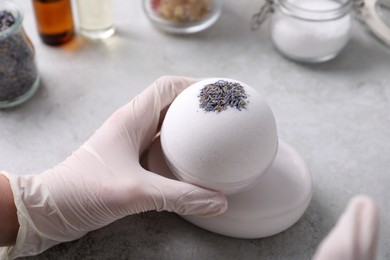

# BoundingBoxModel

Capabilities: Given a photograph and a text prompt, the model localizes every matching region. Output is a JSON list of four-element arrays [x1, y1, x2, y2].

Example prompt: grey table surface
[[1, 0, 389, 259]]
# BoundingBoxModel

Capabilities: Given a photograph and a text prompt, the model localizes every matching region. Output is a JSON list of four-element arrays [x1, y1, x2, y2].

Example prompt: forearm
[[0, 174, 19, 246]]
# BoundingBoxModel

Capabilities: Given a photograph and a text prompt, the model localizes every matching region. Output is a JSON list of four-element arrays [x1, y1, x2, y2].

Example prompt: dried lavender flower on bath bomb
[[198, 80, 248, 112]]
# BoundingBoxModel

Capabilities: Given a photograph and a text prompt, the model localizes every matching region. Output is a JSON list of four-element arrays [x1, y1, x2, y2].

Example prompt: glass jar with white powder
[[253, 0, 390, 63], [270, 0, 352, 63]]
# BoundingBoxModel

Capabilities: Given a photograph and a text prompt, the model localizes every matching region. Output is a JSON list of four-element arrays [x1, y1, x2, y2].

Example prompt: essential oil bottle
[[32, 0, 74, 45], [75, 0, 115, 39]]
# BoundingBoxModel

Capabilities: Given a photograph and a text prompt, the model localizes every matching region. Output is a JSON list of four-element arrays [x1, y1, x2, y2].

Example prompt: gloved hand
[[313, 196, 380, 260], [0, 76, 228, 259]]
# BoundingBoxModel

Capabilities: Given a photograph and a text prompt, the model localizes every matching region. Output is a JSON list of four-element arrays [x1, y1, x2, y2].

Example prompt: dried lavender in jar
[[0, 9, 39, 106], [199, 80, 248, 112]]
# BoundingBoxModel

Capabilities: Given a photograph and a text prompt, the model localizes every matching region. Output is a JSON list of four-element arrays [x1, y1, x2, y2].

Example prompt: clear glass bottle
[[143, 0, 223, 34], [270, 0, 352, 63], [0, 1, 40, 108], [76, 0, 115, 39], [32, 0, 75, 45]]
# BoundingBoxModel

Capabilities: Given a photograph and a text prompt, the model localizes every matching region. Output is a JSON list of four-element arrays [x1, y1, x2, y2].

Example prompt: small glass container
[[76, 0, 115, 40], [0, 1, 40, 108], [143, 0, 223, 34], [270, 0, 352, 63]]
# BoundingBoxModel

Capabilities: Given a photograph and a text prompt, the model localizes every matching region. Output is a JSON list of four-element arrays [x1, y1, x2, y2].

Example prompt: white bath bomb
[[160, 78, 278, 195]]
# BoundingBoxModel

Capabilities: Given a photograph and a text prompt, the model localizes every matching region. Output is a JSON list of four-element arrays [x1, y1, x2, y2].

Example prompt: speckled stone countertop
[[1, 0, 390, 259]]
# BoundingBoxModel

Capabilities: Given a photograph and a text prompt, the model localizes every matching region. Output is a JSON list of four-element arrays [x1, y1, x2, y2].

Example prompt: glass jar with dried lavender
[[0, 1, 40, 108]]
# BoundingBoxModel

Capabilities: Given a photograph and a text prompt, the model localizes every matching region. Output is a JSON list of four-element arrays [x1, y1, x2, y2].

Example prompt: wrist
[[0, 173, 19, 246], [1, 172, 87, 258]]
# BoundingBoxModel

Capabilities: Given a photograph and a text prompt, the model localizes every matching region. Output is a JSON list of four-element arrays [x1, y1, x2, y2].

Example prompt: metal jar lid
[[356, 0, 390, 47]]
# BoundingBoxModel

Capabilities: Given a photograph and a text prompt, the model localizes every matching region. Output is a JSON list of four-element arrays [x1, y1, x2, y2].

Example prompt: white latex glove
[[313, 196, 380, 260], [0, 76, 227, 259]]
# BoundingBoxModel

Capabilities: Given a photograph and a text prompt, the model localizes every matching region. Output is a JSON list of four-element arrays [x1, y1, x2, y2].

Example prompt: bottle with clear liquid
[[76, 0, 115, 39], [32, 0, 74, 45]]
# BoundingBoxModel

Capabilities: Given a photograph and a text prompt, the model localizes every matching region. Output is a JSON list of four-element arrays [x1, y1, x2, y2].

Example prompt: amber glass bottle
[[32, 0, 74, 45]]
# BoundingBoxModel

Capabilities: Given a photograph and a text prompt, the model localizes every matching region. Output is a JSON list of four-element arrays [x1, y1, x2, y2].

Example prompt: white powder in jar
[[271, 0, 351, 62]]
